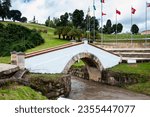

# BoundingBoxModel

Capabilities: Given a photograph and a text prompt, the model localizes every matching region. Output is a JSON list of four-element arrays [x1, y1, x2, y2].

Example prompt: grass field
[[0, 84, 47, 100], [103, 33, 150, 39], [110, 63, 150, 77], [0, 22, 69, 63], [0, 56, 11, 64], [110, 63, 150, 95], [126, 82, 150, 96], [26, 73, 63, 80], [1, 22, 69, 53]]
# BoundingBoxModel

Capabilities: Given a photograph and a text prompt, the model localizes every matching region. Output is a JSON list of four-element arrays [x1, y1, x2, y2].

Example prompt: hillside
[[0, 84, 47, 100], [0, 22, 70, 63]]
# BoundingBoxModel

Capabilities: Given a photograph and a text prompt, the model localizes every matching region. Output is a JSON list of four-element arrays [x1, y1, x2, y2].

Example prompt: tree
[[8, 10, 22, 22], [112, 23, 123, 34], [131, 24, 139, 34], [62, 26, 71, 39], [53, 17, 60, 27], [0, 1, 2, 18], [112, 24, 117, 33], [0, 23, 44, 56], [20, 17, 27, 23], [103, 19, 113, 34], [117, 23, 123, 33], [75, 28, 82, 41], [47, 16, 50, 20], [72, 9, 84, 28], [45, 17, 59, 28], [68, 28, 77, 40], [32, 16, 36, 23], [105, 19, 113, 34], [90, 16, 99, 31], [0, 0, 11, 21], [60, 12, 69, 26], [85, 15, 91, 31], [54, 27, 63, 39], [45, 16, 50, 26]]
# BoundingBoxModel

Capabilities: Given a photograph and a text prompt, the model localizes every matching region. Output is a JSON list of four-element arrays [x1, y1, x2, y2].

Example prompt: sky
[[11, 0, 150, 32]]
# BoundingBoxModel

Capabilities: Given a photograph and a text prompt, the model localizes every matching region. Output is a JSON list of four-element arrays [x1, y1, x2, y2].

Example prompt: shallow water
[[68, 76, 150, 100]]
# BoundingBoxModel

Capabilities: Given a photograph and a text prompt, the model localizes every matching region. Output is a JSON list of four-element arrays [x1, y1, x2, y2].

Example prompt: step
[[107, 48, 150, 53]]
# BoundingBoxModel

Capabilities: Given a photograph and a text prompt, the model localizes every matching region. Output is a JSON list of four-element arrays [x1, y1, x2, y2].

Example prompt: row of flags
[[91, 0, 150, 44], [92, 1, 150, 16], [115, 7, 136, 15]]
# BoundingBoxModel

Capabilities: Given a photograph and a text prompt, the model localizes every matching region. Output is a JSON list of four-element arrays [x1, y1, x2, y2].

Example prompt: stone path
[[0, 63, 19, 75]]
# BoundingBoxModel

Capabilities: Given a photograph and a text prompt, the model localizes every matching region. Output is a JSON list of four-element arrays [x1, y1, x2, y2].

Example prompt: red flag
[[102, 12, 106, 16], [147, 3, 150, 7], [131, 7, 136, 14], [116, 10, 121, 15], [101, 0, 105, 3]]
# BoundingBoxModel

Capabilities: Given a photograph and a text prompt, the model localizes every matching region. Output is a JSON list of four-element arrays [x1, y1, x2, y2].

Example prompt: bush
[[0, 23, 44, 56]]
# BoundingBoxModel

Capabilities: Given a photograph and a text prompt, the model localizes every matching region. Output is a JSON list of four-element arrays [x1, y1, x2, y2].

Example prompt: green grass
[[126, 81, 150, 95], [1, 21, 52, 31], [71, 60, 85, 68], [109, 63, 150, 95], [0, 22, 70, 63], [0, 84, 47, 100], [26, 34, 69, 53], [102, 33, 150, 39], [0, 56, 11, 64], [95, 33, 150, 43], [26, 73, 63, 80], [110, 63, 150, 76], [1, 21, 70, 53]]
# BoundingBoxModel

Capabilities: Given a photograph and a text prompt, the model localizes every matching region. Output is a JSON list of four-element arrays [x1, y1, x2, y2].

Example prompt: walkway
[[69, 77, 150, 100], [0, 63, 19, 75]]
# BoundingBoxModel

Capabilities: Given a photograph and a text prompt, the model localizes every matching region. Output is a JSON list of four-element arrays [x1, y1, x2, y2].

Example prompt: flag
[[93, 5, 96, 10], [102, 12, 106, 16], [147, 3, 150, 7], [131, 7, 136, 14], [101, 0, 105, 3], [116, 10, 121, 15]]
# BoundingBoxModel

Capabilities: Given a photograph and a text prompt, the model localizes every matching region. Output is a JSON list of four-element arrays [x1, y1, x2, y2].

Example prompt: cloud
[[11, 0, 150, 32]]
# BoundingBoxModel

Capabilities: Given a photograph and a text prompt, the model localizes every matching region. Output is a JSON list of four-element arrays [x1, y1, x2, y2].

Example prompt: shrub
[[0, 23, 44, 56]]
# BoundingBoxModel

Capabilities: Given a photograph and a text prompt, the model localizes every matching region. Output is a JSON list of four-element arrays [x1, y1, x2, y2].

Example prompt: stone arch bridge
[[24, 41, 121, 81]]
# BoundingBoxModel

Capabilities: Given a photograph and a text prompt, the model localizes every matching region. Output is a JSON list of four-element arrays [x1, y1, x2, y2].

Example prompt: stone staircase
[[106, 48, 150, 58], [11, 69, 28, 79]]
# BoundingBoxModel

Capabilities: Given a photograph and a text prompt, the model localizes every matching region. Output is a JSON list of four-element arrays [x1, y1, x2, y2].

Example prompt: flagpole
[[89, 12, 91, 41], [87, 7, 90, 42], [145, 2, 148, 45], [116, 9, 118, 45], [93, 0, 95, 42], [131, 6, 133, 46], [101, 1, 103, 45]]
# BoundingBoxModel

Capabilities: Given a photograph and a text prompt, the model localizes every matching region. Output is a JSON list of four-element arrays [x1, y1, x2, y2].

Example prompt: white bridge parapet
[[25, 42, 121, 74]]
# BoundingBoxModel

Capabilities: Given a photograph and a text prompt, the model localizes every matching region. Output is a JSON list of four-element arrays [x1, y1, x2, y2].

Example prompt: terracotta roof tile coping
[[25, 42, 84, 58]]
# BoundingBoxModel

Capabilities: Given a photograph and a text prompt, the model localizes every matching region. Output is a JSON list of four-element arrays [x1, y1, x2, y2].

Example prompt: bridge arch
[[63, 52, 104, 81]]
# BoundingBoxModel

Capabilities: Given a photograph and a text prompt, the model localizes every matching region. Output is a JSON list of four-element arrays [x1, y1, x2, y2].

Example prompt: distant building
[[141, 30, 150, 35]]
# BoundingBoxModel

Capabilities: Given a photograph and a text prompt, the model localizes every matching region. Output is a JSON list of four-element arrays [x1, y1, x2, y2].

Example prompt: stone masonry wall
[[69, 67, 89, 80], [24, 74, 71, 99], [0, 71, 71, 99], [69, 66, 149, 86], [102, 70, 149, 86]]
